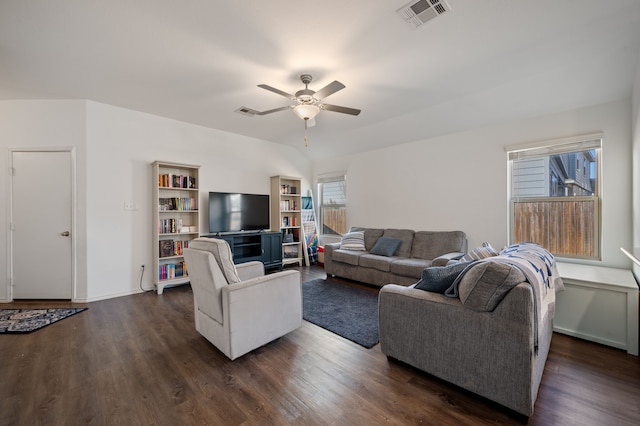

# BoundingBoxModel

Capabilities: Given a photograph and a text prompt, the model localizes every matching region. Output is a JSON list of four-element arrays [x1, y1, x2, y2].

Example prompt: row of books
[[281, 216, 297, 227], [159, 218, 179, 234], [159, 239, 191, 258], [280, 200, 298, 211], [159, 218, 196, 234], [158, 262, 187, 281], [159, 197, 197, 211], [159, 173, 197, 189], [280, 184, 297, 194]]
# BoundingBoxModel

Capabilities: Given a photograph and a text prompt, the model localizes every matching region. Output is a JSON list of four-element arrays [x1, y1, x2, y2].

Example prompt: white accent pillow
[[460, 241, 499, 262], [340, 231, 366, 251]]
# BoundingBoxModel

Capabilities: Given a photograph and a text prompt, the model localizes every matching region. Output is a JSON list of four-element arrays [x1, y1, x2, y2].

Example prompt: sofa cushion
[[340, 231, 366, 251], [411, 231, 467, 260], [350, 227, 384, 251], [389, 258, 432, 278], [381, 229, 415, 257], [370, 237, 402, 257], [457, 261, 526, 311], [359, 254, 394, 272], [332, 249, 366, 266], [460, 241, 499, 262], [415, 261, 473, 294]]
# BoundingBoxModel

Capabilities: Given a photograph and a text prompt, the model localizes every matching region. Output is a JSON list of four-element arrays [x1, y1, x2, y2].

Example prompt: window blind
[[506, 133, 602, 160]]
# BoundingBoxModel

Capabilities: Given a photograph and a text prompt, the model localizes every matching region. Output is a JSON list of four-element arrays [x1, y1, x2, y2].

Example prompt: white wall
[[0, 100, 88, 302], [315, 99, 633, 269], [2, 97, 634, 302], [631, 53, 640, 277], [0, 99, 311, 302]]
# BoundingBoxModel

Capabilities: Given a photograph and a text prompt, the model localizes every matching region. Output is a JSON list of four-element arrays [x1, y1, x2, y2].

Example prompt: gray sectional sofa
[[378, 243, 563, 416], [324, 227, 467, 287]]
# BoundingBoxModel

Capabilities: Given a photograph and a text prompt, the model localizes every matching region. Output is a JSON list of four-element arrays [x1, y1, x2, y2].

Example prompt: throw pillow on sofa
[[370, 237, 402, 257], [414, 261, 473, 294], [460, 241, 499, 262], [455, 261, 526, 311], [340, 231, 366, 251]]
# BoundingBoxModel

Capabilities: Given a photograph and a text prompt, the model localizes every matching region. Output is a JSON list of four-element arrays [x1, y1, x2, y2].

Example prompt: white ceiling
[[2, 0, 640, 160]]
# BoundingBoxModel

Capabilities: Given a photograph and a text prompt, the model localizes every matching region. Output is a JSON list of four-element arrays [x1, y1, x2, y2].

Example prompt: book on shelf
[[179, 224, 195, 233], [159, 240, 174, 258]]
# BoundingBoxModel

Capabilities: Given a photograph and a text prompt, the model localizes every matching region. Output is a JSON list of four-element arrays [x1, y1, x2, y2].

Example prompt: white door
[[11, 150, 73, 299]]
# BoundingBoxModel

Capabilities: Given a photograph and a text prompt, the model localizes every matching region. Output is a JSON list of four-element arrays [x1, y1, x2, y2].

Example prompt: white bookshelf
[[152, 161, 200, 294], [270, 175, 303, 267]]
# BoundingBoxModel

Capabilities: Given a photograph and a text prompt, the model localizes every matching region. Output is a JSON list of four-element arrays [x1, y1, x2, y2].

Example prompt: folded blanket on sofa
[[446, 242, 564, 354]]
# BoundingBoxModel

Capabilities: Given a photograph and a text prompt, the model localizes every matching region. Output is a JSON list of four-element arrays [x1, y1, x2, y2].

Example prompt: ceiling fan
[[237, 74, 361, 146]]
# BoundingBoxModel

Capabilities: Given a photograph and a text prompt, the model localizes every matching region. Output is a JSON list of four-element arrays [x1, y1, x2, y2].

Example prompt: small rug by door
[[0, 308, 87, 334], [302, 278, 379, 348]]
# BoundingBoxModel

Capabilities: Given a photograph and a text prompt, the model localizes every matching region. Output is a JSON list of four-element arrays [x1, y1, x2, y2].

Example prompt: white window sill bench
[[555, 261, 638, 356]]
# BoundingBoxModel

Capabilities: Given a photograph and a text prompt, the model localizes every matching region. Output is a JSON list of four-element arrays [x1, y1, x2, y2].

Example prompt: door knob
[[60, 231, 70, 237]]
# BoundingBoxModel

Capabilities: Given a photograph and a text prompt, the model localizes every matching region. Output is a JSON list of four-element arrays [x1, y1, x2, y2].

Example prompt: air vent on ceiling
[[235, 106, 257, 117], [396, 0, 452, 28]]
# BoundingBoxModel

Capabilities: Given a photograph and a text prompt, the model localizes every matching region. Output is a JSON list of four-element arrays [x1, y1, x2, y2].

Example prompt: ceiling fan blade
[[321, 104, 361, 116], [254, 105, 292, 115], [314, 80, 345, 100], [257, 84, 295, 100]]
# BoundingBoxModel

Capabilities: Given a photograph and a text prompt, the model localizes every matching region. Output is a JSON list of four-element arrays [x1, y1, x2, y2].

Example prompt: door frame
[[7, 147, 77, 301]]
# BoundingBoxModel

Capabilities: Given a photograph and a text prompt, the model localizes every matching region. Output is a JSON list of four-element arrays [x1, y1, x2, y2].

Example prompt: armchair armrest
[[432, 251, 465, 266], [235, 261, 265, 281]]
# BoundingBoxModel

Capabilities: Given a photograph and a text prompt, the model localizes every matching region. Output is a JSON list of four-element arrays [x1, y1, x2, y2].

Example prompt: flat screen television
[[208, 192, 270, 234]]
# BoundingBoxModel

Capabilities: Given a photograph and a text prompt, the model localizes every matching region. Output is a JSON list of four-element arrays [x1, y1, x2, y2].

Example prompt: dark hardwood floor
[[1, 265, 639, 425]]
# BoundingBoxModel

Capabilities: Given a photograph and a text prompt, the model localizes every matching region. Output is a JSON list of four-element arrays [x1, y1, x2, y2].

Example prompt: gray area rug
[[0, 308, 87, 334], [302, 278, 379, 348]]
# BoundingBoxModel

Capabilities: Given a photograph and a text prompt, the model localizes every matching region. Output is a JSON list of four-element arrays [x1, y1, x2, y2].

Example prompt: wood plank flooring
[[1, 265, 639, 425]]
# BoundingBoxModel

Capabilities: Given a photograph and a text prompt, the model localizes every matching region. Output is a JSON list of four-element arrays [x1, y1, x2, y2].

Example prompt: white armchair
[[183, 237, 302, 360]]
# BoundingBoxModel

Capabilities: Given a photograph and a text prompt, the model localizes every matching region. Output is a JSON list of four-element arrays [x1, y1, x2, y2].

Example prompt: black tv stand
[[204, 231, 283, 270]]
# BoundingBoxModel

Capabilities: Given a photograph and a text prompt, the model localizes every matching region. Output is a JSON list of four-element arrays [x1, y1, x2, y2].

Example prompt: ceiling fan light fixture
[[294, 104, 320, 120], [241, 74, 360, 146]]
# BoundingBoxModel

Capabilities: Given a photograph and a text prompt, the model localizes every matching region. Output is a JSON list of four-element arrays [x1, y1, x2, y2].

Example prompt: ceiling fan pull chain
[[304, 119, 309, 147]]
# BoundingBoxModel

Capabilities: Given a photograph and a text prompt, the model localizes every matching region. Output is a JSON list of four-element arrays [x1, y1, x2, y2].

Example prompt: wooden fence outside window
[[321, 206, 346, 235], [511, 196, 599, 259]]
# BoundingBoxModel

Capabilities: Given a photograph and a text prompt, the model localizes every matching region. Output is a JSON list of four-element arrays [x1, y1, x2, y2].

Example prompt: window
[[318, 174, 346, 236], [507, 134, 602, 259]]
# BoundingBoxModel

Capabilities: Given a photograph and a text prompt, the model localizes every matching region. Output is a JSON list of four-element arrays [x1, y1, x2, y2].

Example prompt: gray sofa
[[378, 243, 563, 416], [324, 227, 467, 287]]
